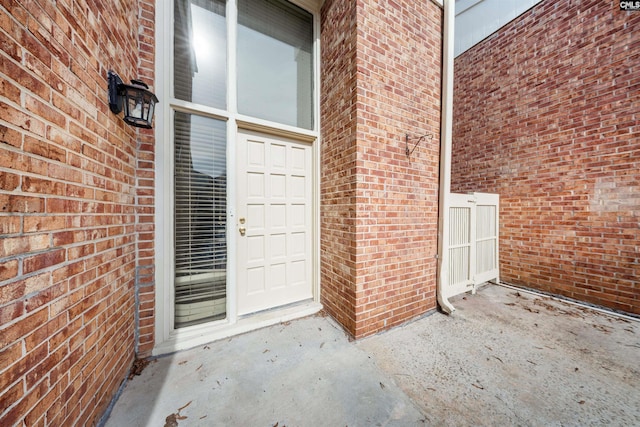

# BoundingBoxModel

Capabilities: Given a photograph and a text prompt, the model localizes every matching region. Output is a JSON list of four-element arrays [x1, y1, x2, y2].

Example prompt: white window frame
[[154, 0, 322, 355]]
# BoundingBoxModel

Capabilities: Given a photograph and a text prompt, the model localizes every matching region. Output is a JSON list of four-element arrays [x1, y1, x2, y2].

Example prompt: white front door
[[236, 130, 313, 316]]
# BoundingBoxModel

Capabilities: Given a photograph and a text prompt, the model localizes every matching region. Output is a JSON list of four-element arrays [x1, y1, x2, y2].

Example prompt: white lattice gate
[[444, 192, 499, 299]]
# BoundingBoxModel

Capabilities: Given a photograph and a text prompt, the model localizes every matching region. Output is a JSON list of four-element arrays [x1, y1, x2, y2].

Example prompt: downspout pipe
[[436, 0, 456, 314]]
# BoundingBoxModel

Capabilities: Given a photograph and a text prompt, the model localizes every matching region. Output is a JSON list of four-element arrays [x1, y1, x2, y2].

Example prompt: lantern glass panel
[[122, 86, 158, 128]]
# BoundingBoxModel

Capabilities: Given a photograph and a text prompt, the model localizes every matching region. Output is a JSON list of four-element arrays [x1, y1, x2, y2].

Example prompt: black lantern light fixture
[[108, 70, 158, 129]]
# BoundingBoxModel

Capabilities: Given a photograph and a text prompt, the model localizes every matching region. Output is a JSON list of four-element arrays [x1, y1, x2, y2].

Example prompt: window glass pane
[[174, 112, 227, 327], [237, 0, 313, 129], [174, 0, 227, 109]]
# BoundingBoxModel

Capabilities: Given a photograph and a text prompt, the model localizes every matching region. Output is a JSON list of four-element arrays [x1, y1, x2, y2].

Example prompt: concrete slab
[[104, 313, 425, 427], [357, 284, 640, 426], [104, 284, 640, 426]]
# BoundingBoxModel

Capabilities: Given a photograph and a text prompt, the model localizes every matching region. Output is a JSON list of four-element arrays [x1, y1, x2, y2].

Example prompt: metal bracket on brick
[[405, 133, 433, 157]]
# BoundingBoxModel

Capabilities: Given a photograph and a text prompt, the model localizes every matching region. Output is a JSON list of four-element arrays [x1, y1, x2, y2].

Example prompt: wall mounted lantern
[[108, 70, 158, 129]]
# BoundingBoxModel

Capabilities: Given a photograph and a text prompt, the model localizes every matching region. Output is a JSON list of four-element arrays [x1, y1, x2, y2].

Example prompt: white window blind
[[174, 112, 227, 327]]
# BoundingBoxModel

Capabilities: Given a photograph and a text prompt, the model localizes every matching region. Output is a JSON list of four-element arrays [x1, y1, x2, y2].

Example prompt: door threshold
[[153, 300, 323, 356]]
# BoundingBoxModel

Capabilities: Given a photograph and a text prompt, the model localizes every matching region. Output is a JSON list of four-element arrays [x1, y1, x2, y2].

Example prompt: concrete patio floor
[[103, 284, 639, 426]]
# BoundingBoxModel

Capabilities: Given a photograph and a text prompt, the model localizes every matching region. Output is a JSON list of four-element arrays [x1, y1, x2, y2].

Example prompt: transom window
[[237, 0, 314, 129]]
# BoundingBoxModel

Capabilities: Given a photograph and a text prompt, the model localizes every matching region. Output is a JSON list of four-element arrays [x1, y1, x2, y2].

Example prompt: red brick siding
[[320, 0, 359, 336], [135, 0, 156, 358], [452, 0, 639, 315], [0, 0, 155, 424], [321, 0, 441, 338]]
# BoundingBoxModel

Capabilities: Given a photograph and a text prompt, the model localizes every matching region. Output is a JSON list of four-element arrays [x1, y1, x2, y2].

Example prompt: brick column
[[320, 0, 442, 338]]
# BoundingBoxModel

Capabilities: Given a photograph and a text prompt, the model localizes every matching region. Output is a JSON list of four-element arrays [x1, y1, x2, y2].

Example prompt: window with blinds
[[174, 112, 227, 327]]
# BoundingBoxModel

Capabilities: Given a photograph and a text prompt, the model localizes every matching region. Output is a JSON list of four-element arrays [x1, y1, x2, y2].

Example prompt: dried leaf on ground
[[178, 401, 192, 412], [164, 414, 178, 427], [129, 358, 150, 379]]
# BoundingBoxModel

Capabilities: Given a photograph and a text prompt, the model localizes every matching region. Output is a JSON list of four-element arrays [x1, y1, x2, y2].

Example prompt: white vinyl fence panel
[[444, 192, 499, 300], [474, 193, 499, 284]]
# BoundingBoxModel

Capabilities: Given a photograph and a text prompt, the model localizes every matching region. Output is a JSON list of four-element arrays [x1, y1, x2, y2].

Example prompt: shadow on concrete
[[103, 313, 424, 426]]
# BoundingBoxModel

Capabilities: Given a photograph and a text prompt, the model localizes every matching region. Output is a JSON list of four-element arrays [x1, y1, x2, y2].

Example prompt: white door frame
[[153, 0, 323, 355]]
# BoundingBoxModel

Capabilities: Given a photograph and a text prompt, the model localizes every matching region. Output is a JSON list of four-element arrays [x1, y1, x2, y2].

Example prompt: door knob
[[239, 227, 246, 236]]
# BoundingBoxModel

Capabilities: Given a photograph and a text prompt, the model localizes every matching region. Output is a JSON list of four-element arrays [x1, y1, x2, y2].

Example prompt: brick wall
[[135, 0, 156, 358], [320, 0, 359, 334], [452, 0, 639, 315], [0, 0, 155, 425], [321, 0, 442, 338]]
